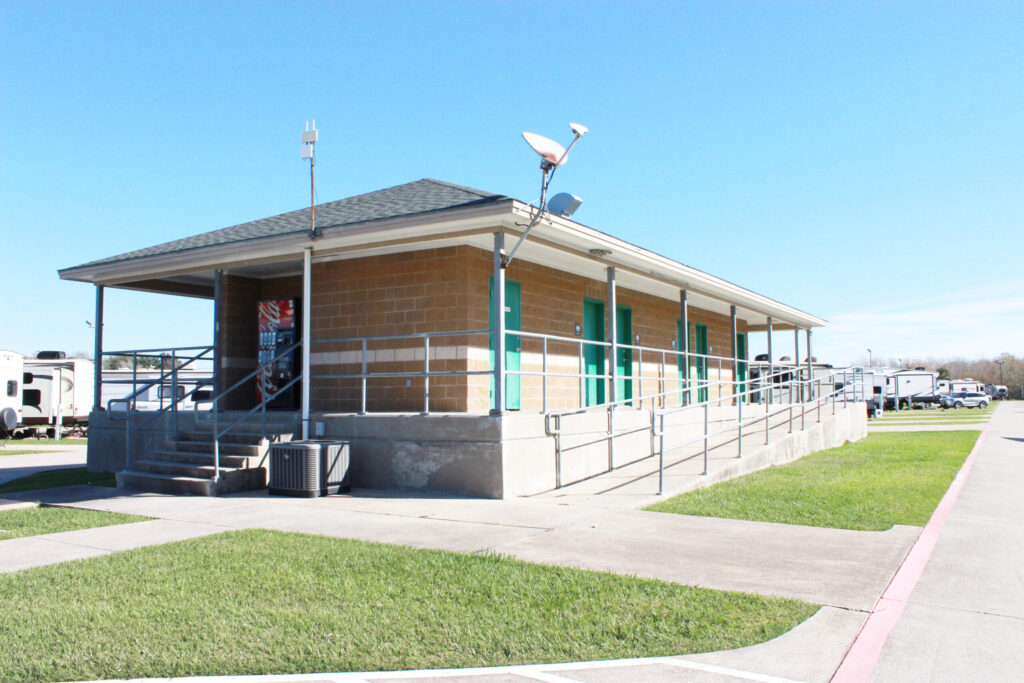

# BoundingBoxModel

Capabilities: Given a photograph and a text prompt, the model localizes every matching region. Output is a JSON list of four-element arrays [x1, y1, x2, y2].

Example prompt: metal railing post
[[213, 401, 220, 482], [578, 340, 584, 409], [737, 384, 743, 458], [703, 401, 709, 475], [423, 336, 430, 415], [542, 336, 548, 414], [361, 339, 368, 414], [657, 411, 664, 494], [131, 352, 138, 410], [171, 350, 178, 436]]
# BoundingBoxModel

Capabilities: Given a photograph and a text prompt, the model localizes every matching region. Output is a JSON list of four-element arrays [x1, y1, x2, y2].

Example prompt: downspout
[[680, 290, 688, 405]]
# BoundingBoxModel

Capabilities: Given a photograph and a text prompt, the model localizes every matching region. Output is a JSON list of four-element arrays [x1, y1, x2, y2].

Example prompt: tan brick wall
[[217, 245, 749, 414]]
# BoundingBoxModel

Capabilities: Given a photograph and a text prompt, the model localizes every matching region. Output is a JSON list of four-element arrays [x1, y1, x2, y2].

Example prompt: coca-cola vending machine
[[257, 298, 299, 410]]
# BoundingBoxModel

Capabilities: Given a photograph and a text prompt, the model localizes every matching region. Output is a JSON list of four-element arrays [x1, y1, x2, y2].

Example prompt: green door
[[582, 298, 605, 406], [616, 306, 632, 403], [694, 323, 709, 403], [489, 278, 521, 411], [735, 332, 747, 401]]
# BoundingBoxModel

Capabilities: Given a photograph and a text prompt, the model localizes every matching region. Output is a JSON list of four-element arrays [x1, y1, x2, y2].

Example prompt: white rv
[[1, 350, 25, 438], [937, 379, 985, 396], [22, 357, 94, 436], [103, 368, 213, 413]]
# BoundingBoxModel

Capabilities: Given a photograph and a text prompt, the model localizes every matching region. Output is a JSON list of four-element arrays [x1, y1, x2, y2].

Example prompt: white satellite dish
[[522, 132, 567, 167]]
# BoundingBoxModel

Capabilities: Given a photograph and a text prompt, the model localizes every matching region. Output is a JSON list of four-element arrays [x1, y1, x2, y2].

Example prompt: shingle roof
[[71, 179, 507, 269]]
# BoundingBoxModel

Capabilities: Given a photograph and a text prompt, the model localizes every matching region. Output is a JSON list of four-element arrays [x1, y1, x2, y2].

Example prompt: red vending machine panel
[[257, 298, 299, 409]]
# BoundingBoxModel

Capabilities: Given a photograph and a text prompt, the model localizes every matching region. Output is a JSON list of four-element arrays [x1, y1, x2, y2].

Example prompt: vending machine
[[257, 298, 299, 410]]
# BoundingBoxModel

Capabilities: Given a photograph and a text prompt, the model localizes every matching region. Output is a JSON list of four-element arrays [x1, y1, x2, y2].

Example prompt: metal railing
[[106, 346, 214, 471], [201, 340, 303, 482], [312, 329, 494, 414]]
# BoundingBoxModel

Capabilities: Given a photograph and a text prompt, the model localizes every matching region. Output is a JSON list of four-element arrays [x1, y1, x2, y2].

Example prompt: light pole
[[995, 358, 1005, 385], [867, 348, 872, 367]]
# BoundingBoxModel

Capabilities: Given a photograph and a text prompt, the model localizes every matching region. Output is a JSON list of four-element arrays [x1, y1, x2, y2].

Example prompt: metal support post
[[92, 285, 104, 410], [607, 267, 617, 406], [680, 289, 689, 405], [730, 305, 738, 407], [793, 328, 800, 403], [766, 316, 773, 407], [213, 270, 222, 397], [806, 328, 813, 409], [491, 232, 506, 414], [301, 248, 312, 439]]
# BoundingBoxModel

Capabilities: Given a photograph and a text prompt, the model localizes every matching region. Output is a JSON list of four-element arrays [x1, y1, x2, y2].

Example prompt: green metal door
[[616, 306, 632, 403], [694, 323, 709, 402], [582, 298, 605, 406], [735, 332, 747, 401], [488, 278, 521, 411]]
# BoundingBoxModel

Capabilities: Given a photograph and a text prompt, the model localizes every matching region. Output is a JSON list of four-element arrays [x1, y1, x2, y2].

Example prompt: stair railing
[[106, 346, 215, 473], [199, 340, 303, 482]]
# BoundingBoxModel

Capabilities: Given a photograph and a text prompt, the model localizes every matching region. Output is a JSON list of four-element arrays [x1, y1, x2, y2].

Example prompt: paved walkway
[[0, 443, 87, 484], [1, 404, 1020, 680]]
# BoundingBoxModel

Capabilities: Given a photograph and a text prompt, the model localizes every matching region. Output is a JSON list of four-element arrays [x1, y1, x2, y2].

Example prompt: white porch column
[[731, 305, 738, 405], [92, 285, 104, 410], [491, 232, 506, 414], [794, 327, 801, 402], [766, 316, 773, 406], [680, 289, 689, 405], [607, 266, 617, 406], [301, 247, 312, 440]]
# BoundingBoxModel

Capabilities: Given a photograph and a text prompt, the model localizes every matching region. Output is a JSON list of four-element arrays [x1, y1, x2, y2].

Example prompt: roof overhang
[[59, 198, 825, 329]]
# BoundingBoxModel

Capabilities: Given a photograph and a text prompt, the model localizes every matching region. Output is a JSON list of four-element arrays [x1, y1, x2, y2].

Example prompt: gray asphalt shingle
[[69, 179, 507, 270]]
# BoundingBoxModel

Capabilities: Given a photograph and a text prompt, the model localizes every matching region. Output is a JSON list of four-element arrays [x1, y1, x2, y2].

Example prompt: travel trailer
[[0, 350, 24, 439], [21, 356, 94, 437], [937, 379, 985, 396]]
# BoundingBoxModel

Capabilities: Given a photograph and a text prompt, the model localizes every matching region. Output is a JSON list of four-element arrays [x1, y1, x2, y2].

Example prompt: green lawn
[[646, 431, 979, 530], [0, 505, 147, 540], [0, 529, 817, 682], [0, 449, 59, 456], [0, 468, 116, 495]]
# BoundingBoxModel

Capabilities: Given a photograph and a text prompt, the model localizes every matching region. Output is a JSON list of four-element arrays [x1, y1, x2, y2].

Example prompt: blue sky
[[2, 1, 1021, 365]]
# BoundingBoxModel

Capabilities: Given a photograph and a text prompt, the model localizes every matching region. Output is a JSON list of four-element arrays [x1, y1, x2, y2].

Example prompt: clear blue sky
[[2, 1, 1021, 365]]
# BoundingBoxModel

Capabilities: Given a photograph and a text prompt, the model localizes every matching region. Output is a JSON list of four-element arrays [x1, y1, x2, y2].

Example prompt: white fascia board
[[58, 201, 515, 286], [500, 202, 826, 329]]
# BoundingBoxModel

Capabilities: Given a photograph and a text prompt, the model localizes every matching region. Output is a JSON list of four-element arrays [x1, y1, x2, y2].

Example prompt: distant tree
[[937, 367, 950, 380]]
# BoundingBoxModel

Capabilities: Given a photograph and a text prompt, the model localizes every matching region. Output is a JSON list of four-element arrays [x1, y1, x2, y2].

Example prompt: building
[[61, 178, 854, 498]]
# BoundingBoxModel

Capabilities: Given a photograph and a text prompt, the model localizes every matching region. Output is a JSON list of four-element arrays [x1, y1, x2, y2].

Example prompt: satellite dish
[[1, 407, 16, 432], [522, 132, 567, 167], [548, 192, 582, 218]]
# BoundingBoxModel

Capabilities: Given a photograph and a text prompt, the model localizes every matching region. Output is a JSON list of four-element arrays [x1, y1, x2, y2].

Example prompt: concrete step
[[165, 439, 261, 456], [145, 449, 261, 470], [174, 430, 268, 446], [117, 466, 267, 496]]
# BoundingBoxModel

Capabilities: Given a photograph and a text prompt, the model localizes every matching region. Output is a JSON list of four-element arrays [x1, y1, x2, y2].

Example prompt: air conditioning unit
[[268, 440, 350, 497]]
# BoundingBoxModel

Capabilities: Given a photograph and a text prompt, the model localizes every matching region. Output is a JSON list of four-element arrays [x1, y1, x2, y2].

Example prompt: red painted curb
[[830, 426, 990, 682]]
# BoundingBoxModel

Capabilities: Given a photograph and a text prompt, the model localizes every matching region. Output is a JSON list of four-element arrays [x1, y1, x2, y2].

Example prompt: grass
[[0, 468, 116, 495], [0, 450, 60, 456], [0, 529, 818, 681], [0, 505, 147, 540], [646, 431, 979, 530]]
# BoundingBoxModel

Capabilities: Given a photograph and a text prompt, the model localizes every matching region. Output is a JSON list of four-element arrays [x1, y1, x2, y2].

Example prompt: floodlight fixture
[[505, 122, 589, 267]]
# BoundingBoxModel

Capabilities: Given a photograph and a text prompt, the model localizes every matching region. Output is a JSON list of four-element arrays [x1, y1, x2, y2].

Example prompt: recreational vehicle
[[0, 350, 24, 439], [21, 357, 94, 437]]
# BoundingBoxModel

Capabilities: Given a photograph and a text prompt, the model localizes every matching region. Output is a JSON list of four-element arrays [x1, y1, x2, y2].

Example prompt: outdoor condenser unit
[[268, 440, 351, 497]]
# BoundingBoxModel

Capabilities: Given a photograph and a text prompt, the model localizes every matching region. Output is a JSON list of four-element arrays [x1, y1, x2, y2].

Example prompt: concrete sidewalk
[[0, 444, 87, 484], [866, 401, 1024, 681]]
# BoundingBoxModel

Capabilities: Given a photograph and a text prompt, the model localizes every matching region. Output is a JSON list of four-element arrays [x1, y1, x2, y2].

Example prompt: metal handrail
[[105, 346, 214, 473], [203, 340, 303, 482]]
